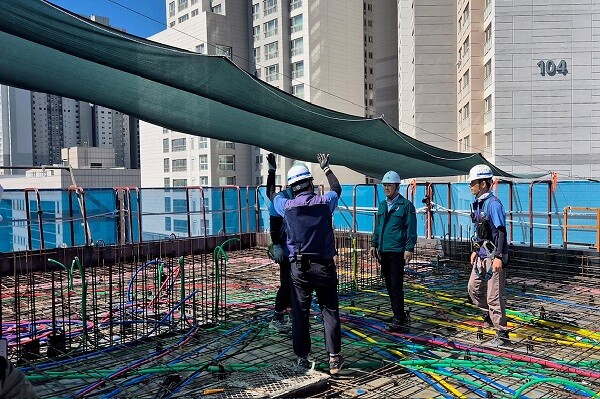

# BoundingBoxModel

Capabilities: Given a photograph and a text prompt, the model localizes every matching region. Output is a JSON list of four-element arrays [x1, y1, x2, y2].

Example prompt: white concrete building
[[458, 0, 600, 179], [141, 0, 381, 192], [0, 15, 140, 174], [398, 0, 457, 151], [0, 86, 33, 173]]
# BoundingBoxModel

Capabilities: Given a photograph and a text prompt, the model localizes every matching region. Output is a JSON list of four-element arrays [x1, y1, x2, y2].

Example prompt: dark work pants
[[380, 252, 406, 323], [274, 258, 292, 314], [290, 259, 341, 358]]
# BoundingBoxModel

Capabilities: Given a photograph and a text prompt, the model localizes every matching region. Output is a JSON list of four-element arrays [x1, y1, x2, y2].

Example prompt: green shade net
[[0, 0, 521, 179]]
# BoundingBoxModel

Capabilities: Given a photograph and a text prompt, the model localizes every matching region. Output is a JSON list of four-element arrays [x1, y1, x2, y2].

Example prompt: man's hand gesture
[[267, 153, 276, 171]]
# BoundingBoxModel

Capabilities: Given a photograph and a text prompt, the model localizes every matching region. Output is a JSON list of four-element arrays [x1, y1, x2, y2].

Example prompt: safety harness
[[471, 196, 499, 281]]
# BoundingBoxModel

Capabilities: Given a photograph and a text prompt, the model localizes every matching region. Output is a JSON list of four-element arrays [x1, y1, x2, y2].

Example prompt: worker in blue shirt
[[270, 153, 344, 375], [467, 164, 511, 347], [266, 153, 292, 333], [370, 171, 417, 333]]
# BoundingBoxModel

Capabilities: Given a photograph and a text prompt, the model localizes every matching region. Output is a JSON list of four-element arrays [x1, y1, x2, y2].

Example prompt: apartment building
[[141, 0, 382, 192], [0, 15, 140, 174], [458, 0, 600, 178], [397, 0, 457, 152]]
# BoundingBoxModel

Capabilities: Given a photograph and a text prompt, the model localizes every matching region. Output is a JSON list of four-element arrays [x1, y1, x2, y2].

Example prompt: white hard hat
[[381, 171, 401, 184], [287, 163, 312, 186], [468, 164, 494, 182]]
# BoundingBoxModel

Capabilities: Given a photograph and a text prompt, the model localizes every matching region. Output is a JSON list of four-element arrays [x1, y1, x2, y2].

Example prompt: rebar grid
[[1, 235, 600, 398]]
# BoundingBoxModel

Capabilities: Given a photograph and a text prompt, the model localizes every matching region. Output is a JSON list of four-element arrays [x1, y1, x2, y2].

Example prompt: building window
[[173, 199, 187, 213], [484, 23, 492, 43], [263, 0, 277, 16], [171, 138, 186, 151], [290, 0, 302, 10], [218, 155, 235, 170], [199, 176, 208, 185], [164, 177, 171, 187], [290, 14, 303, 33], [215, 45, 232, 59], [253, 47, 261, 64], [199, 154, 208, 170], [463, 36, 470, 53], [169, 21, 175, 27], [253, 25, 261, 41], [178, 14, 189, 23], [463, 70, 469, 87], [291, 37, 303, 56], [254, 69, 261, 78], [219, 176, 237, 185], [292, 84, 304, 99], [265, 64, 279, 82], [191, 0, 198, 4], [218, 141, 235, 149], [172, 159, 187, 172], [463, 135, 470, 151], [165, 217, 172, 230], [191, 8, 199, 16], [199, 137, 207, 148], [195, 44, 205, 54], [463, 3, 470, 22], [485, 60, 492, 78], [212, 3, 222, 13], [264, 41, 278, 60], [252, 3, 260, 20], [173, 219, 188, 233], [173, 179, 187, 187], [169, 1, 175, 17], [291, 60, 304, 78], [178, 0, 188, 11], [164, 158, 170, 172], [485, 131, 492, 149], [484, 95, 492, 112], [165, 197, 171, 212], [163, 138, 170, 153], [256, 176, 264, 185], [463, 102, 470, 119], [264, 19, 278, 38]]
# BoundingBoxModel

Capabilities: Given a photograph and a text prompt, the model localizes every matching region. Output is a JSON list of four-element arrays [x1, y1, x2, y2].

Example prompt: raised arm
[[317, 153, 341, 197]]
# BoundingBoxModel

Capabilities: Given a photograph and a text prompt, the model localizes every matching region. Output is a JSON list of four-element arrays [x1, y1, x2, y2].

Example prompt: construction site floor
[[11, 248, 600, 398]]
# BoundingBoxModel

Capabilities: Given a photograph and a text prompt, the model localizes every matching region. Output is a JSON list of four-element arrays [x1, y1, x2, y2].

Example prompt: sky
[[48, 0, 166, 38]]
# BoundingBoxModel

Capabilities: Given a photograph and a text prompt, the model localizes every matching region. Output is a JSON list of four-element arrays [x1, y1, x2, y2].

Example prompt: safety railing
[[563, 207, 600, 251]]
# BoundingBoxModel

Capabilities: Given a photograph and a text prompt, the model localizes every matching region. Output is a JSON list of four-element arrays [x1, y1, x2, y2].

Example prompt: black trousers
[[274, 258, 291, 313], [380, 252, 406, 323], [290, 258, 341, 358]]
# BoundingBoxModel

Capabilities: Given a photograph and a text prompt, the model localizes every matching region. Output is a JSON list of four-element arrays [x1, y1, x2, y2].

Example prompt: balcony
[[484, 75, 492, 89], [459, 116, 470, 131], [484, 3, 492, 20], [462, 49, 470, 64], [484, 39, 492, 55], [484, 110, 492, 124]]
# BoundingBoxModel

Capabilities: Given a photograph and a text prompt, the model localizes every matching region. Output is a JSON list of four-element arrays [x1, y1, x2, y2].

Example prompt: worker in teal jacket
[[370, 171, 417, 332]]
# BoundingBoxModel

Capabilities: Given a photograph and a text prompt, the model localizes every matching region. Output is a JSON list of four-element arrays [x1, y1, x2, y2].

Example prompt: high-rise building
[[398, 0, 457, 151], [141, 0, 384, 190], [457, 0, 600, 178], [0, 16, 140, 175], [0, 86, 33, 174]]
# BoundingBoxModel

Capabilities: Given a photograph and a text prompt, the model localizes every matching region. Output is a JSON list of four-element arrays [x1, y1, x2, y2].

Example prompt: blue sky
[[48, 0, 166, 38]]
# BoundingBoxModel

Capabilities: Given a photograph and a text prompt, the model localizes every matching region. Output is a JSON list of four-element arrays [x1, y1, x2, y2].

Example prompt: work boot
[[269, 315, 291, 333], [386, 318, 410, 333], [294, 357, 311, 373], [329, 354, 345, 375], [489, 330, 511, 347], [482, 313, 493, 328]]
